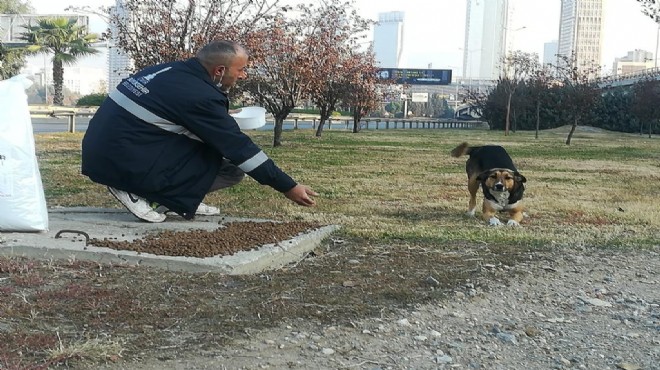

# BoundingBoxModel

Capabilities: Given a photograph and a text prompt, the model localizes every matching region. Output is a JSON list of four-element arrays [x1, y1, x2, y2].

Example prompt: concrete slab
[[0, 208, 339, 274]]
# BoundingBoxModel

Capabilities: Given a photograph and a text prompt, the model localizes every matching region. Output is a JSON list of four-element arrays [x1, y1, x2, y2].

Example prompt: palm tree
[[20, 17, 99, 105]]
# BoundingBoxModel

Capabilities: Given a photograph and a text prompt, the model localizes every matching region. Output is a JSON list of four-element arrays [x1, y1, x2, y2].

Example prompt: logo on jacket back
[[121, 66, 172, 97]]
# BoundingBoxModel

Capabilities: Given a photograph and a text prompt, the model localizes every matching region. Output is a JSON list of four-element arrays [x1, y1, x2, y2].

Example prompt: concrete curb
[[0, 208, 340, 274]]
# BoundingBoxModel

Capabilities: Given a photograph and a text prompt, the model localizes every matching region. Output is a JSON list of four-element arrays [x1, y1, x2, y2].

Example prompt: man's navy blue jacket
[[81, 58, 296, 219]]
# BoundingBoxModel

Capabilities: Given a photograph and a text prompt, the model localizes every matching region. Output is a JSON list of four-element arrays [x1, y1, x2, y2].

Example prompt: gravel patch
[[99, 246, 659, 369]]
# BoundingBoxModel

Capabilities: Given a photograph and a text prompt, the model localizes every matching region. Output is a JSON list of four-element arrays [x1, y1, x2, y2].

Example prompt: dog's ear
[[476, 170, 491, 182], [514, 172, 526, 183]]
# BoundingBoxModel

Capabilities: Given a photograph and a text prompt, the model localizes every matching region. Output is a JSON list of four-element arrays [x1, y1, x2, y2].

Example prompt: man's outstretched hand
[[284, 184, 318, 206]]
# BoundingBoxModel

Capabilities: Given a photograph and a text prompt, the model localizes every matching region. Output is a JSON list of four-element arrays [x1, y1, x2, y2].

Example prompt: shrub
[[76, 93, 108, 107]]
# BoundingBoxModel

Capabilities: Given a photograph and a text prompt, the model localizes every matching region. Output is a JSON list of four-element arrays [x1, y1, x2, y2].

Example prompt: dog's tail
[[450, 142, 472, 157]]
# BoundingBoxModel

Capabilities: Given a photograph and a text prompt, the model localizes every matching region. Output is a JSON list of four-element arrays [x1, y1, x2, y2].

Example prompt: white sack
[[0, 74, 49, 231]]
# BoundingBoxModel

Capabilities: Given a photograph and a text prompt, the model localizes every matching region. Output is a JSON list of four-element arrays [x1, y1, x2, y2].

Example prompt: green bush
[[76, 93, 108, 107]]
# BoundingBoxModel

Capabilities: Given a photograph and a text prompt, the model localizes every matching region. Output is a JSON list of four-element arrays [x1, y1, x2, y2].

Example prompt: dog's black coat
[[463, 145, 518, 177]]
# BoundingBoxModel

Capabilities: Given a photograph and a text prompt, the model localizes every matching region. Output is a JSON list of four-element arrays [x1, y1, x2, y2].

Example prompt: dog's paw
[[507, 220, 520, 227], [488, 217, 502, 226], [465, 210, 476, 218]]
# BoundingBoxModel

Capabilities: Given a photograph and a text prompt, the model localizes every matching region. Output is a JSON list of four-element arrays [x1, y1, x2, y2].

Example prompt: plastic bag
[[0, 74, 49, 231]]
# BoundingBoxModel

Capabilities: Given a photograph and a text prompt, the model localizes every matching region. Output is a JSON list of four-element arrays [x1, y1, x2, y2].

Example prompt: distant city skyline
[[22, 0, 660, 78]]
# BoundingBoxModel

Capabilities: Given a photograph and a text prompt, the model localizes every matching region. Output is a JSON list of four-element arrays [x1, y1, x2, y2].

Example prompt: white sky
[[25, 0, 660, 76]]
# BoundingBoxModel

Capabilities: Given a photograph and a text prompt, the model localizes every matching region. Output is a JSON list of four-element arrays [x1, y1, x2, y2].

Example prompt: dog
[[451, 142, 526, 226]]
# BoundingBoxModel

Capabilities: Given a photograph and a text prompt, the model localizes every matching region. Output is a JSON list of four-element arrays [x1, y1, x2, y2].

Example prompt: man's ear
[[215, 65, 226, 78], [476, 171, 491, 182], [514, 172, 526, 183]]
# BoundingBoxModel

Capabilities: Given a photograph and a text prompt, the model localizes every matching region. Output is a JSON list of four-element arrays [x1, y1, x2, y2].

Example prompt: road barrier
[[292, 117, 487, 130], [29, 108, 487, 133]]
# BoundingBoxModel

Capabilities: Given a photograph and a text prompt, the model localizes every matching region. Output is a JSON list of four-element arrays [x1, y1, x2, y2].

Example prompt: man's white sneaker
[[195, 202, 221, 216], [107, 186, 166, 223], [153, 202, 220, 216]]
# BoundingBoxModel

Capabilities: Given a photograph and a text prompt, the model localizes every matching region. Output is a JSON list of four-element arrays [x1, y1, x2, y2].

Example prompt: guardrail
[[30, 109, 79, 132], [29, 108, 486, 133], [291, 117, 487, 130]]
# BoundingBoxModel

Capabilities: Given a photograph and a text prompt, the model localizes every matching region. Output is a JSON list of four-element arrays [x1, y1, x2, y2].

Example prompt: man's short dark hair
[[196, 40, 245, 67]]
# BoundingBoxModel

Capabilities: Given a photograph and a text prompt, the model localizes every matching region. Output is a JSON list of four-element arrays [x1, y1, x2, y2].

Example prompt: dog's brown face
[[478, 170, 525, 192]]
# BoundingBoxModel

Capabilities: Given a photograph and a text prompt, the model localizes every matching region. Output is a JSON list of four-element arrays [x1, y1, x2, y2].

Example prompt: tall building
[[373, 11, 405, 68], [612, 49, 654, 76], [543, 40, 559, 66], [557, 0, 604, 73], [107, 0, 134, 92], [463, 0, 509, 81]]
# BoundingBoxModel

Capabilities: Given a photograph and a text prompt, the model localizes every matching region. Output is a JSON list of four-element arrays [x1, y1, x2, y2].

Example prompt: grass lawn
[[36, 126, 660, 249]]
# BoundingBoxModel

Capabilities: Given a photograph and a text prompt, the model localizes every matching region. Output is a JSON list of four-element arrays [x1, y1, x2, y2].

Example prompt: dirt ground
[[1, 227, 658, 369]]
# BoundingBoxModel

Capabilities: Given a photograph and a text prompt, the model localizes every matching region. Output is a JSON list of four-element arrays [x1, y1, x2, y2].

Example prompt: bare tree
[[527, 64, 554, 139], [636, 0, 660, 22], [500, 51, 538, 136], [553, 53, 601, 145]]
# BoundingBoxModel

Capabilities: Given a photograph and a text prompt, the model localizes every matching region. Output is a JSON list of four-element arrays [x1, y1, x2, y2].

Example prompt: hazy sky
[[26, 0, 660, 76]]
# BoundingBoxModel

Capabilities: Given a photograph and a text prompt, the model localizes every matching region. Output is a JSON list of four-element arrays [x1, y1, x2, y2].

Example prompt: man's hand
[[284, 184, 318, 206]]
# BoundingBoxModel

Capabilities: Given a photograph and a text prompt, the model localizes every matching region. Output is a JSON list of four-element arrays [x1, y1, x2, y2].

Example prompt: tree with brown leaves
[[237, 15, 313, 147], [106, 0, 282, 70], [342, 49, 383, 133], [302, 0, 373, 137]]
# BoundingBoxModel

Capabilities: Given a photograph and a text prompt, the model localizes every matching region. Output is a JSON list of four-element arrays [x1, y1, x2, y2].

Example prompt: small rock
[[435, 355, 453, 364], [496, 332, 517, 345], [579, 296, 612, 307], [558, 357, 571, 366], [321, 348, 335, 355], [426, 276, 440, 286], [617, 363, 641, 370], [524, 326, 541, 337]]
